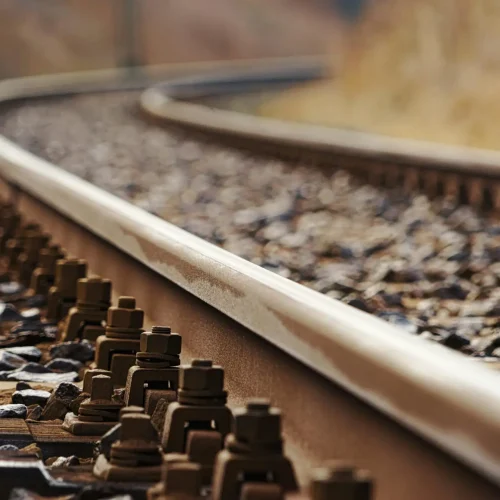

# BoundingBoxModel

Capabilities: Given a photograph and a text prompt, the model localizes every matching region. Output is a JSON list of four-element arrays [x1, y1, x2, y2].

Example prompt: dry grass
[[261, 0, 500, 150]]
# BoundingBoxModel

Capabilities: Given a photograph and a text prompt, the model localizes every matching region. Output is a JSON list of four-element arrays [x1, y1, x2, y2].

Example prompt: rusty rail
[[0, 58, 499, 500]]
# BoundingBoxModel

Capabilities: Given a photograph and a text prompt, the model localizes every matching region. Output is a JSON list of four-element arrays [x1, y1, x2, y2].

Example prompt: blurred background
[[2, 0, 499, 151], [0, 0, 342, 77]]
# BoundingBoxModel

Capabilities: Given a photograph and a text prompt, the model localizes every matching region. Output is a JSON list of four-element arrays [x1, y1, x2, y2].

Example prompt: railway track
[[0, 57, 499, 499]]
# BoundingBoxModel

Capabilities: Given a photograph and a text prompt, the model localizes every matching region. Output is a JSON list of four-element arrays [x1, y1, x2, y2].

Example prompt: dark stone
[[41, 382, 81, 421], [346, 297, 371, 313], [485, 304, 500, 317], [5, 347, 42, 363], [0, 444, 19, 452], [406, 219, 424, 235], [384, 267, 423, 283], [439, 332, 471, 350], [99, 423, 121, 460], [380, 293, 403, 307], [15, 363, 51, 374], [447, 250, 470, 262], [0, 351, 27, 371], [15, 382, 31, 391], [12, 389, 51, 407], [376, 311, 418, 334], [364, 240, 392, 257], [49, 340, 95, 363], [434, 282, 469, 300], [45, 358, 83, 373], [26, 405, 42, 421], [0, 404, 27, 419], [0, 303, 23, 323]]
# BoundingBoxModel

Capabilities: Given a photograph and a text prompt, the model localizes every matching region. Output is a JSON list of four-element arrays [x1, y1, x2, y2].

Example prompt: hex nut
[[77, 277, 112, 303], [163, 462, 202, 495], [108, 307, 144, 329], [90, 375, 113, 401], [83, 369, 113, 393], [233, 399, 282, 445], [180, 360, 224, 392], [140, 330, 182, 355], [120, 413, 157, 442]]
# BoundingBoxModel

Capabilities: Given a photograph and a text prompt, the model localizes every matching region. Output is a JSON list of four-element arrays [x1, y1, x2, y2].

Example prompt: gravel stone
[[2, 92, 500, 360], [49, 340, 94, 362], [0, 404, 27, 419], [12, 389, 51, 407], [41, 382, 81, 421], [45, 358, 83, 373], [0, 351, 27, 371], [5, 347, 42, 363]]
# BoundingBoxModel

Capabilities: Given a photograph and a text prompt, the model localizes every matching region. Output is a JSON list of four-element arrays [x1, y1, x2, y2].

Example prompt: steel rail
[[0, 58, 499, 500]]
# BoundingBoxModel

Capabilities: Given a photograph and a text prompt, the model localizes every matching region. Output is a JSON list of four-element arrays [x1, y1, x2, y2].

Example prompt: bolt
[[233, 399, 281, 446], [310, 462, 373, 500], [54, 258, 87, 298], [23, 232, 51, 260], [77, 276, 112, 305], [162, 462, 202, 496], [120, 413, 157, 442], [83, 369, 113, 393], [38, 244, 65, 273], [119, 296, 136, 309], [107, 295, 144, 329], [90, 375, 113, 402], [180, 359, 224, 393], [140, 327, 181, 355]]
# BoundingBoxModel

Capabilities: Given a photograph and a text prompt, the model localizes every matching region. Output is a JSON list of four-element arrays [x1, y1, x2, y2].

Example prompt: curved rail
[[141, 69, 500, 208], [0, 58, 500, 498]]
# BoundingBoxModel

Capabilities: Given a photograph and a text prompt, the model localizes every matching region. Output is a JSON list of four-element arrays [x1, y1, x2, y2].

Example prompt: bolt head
[[180, 361, 224, 392], [163, 462, 202, 495], [77, 277, 112, 303], [233, 400, 281, 445], [83, 369, 112, 393], [140, 331, 181, 355], [108, 306, 144, 329], [120, 413, 157, 442], [90, 375, 113, 401]]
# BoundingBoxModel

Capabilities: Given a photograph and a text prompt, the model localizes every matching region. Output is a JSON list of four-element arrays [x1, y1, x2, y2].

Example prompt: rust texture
[[62, 276, 112, 342], [162, 359, 233, 484], [212, 399, 298, 500], [93, 412, 163, 482], [46, 258, 87, 323], [62, 374, 124, 436], [7, 183, 500, 500], [94, 295, 145, 386], [29, 243, 66, 297], [124, 325, 180, 411], [148, 462, 203, 500]]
